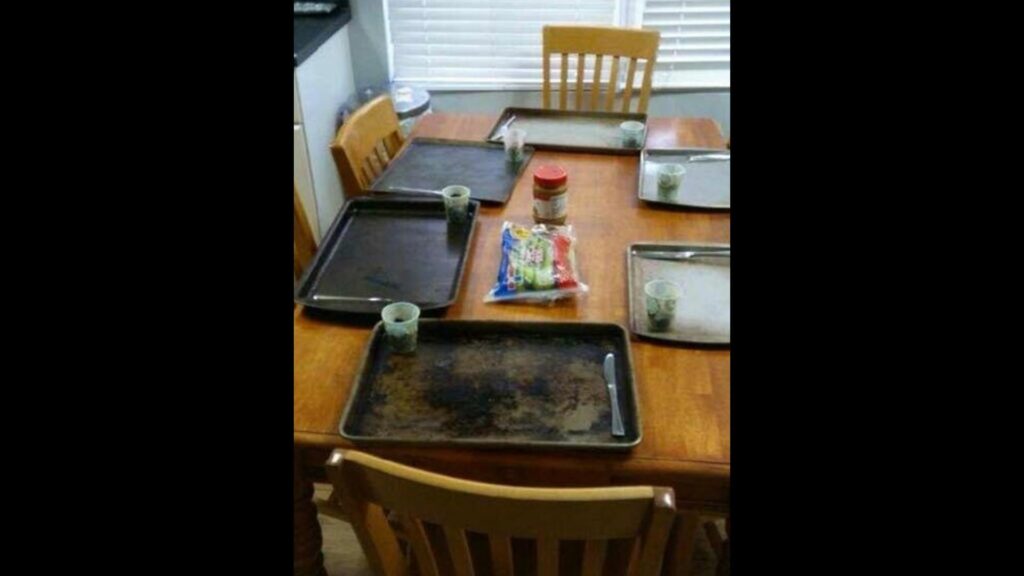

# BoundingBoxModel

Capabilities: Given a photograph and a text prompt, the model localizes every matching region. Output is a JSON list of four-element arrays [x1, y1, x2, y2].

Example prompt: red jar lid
[[533, 165, 567, 187]]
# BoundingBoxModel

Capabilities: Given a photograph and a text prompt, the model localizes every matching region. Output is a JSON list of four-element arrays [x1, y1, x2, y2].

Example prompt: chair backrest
[[542, 25, 660, 114], [294, 184, 317, 281], [326, 449, 676, 576], [331, 95, 406, 197]]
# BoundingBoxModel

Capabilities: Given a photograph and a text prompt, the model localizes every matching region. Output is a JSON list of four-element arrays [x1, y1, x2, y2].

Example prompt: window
[[385, 0, 729, 90], [640, 0, 730, 88], [385, 0, 619, 90]]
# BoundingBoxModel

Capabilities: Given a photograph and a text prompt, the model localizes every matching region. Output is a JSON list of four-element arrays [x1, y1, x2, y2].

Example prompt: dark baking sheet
[[485, 107, 648, 155], [369, 138, 533, 204], [340, 321, 642, 450], [294, 197, 479, 314]]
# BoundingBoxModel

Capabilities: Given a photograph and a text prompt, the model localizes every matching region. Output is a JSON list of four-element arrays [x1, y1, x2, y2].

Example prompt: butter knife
[[686, 153, 731, 162], [635, 250, 730, 261], [311, 295, 394, 303], [604, 353, 625, 437]]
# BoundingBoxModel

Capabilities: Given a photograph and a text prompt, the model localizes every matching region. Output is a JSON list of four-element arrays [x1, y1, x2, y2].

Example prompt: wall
[[347, 0, 729, 137]]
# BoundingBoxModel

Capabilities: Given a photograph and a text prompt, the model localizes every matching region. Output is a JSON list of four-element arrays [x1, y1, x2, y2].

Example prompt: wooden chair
[[294, 184, 317, 282], [331, 95, 406, 198], [326, 449, 676, 576], [542, 25, 660, 114], [704, 519, 730, 576]]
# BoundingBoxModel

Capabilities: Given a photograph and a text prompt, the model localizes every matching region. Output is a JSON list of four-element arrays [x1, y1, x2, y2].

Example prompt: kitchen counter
[[294, 2, 352, 67]]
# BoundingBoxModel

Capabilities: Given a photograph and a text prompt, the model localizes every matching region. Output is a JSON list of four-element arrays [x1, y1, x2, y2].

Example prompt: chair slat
[[538, 538, 559, 576], [638, 58, 655, 114], [581, 540, 608, 576], [542, 52, 552, 109], [360, 163, 375, 187], [622, 57, 638, 113], [575, 53, 585, 110], [625, 537, 642, 576], [606, 56, 620, 112], [590, 54, 604, 111], [489, 535, 514, 576], [559, 53, 569, 110], [663, 511, 701, 576], [400, 515, 440, 576], [444, 526, 476, 576], [374, 141, 390, 168]]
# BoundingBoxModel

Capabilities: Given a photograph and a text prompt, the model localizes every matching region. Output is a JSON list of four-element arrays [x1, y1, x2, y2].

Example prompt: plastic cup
[[656, 164, 686, 199], [504, 128, 527, 164], [441, 185, 471, 224], [620, 121, 646, 148], [381, 302, 420, 353], [644, 279, 681, 332]]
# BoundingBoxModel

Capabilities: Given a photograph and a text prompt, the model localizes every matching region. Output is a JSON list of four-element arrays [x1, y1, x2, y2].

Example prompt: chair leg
[[295, 452, 327, 576], [314, 487, 350, 523]]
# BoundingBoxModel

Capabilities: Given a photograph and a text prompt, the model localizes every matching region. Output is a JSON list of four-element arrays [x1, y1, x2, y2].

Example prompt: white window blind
[[640, 0, 730, 88], [386, 0, 620, 90]]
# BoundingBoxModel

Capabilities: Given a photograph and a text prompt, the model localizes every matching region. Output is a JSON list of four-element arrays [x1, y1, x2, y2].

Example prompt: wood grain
[[296, 113, 729, 510]]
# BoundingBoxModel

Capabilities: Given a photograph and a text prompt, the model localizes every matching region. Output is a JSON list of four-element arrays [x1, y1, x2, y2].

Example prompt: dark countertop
[[294, 2, 352, 67]]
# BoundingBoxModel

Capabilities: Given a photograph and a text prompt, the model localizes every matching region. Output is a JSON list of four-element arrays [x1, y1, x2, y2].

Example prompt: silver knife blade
[[311, 295, 394, 303], [635, 250, 731, 262], [686, 153, 731, 162], [604, 353, 625, 437]]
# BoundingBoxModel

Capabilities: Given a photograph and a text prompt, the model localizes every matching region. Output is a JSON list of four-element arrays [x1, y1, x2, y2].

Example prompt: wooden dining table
[[294, 113, 730, 576]]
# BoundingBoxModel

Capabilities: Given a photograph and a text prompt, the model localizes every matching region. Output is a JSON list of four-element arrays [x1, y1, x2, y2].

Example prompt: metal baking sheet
[[485, 107, 648, 155], [627, 243, 730, 344], [294, 197, 479, 314], [369, 138, 533, 204], [638, 149, 730, 209], [340, 320, 641, 451]]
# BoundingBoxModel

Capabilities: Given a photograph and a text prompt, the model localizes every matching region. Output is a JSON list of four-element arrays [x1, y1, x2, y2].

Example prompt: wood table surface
[[294, 113, 730, 574]]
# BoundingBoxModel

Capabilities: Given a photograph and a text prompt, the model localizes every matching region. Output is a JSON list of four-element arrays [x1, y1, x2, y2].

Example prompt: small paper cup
[[381, 302, 421, 353], [504, 128, 527, 163], [656, 163, 686, 198], [644, 279, 681, 332], [441, 185, 471, 224], [620, 121, 646, 148]]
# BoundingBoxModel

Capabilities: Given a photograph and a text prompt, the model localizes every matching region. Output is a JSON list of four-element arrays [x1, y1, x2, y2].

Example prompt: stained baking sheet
[[340, 320, 641, 450]]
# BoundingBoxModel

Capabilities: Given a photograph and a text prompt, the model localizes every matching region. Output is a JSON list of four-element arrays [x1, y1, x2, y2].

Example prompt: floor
[[315, 484, 724, 575]]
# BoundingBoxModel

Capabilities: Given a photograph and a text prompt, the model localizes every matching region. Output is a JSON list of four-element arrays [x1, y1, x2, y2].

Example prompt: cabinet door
[[293, 124, 319, 242]]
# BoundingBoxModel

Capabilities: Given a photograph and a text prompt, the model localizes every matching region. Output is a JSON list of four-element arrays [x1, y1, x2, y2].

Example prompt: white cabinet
[[294, 25, 356, 240], [294, 73, 303, 125]]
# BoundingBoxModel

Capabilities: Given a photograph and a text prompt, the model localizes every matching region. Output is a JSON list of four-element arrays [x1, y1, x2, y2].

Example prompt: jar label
[[534, 193, 567, 219]]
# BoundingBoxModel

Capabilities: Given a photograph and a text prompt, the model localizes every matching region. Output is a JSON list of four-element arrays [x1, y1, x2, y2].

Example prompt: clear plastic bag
[[484, 221, 589, 303]]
